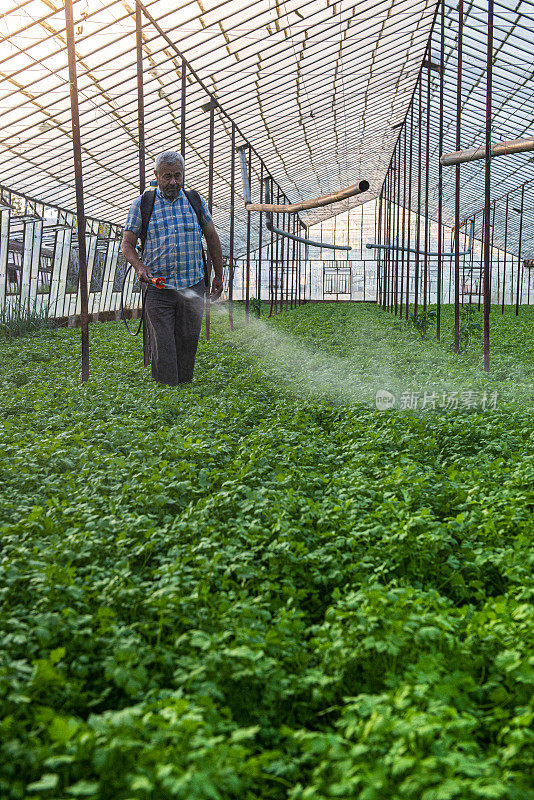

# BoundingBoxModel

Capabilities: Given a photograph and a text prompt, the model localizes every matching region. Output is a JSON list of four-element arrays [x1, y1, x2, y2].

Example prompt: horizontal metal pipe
[[367, 242, 470, 257], [266, 220, 351, 251], [440, 136, 534, 166], [247, 180, 370, 213], [367, 220, 474, 257]]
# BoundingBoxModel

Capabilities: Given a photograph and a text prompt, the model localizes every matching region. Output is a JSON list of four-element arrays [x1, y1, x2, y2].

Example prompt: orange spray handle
[[151, 277, 166, 289]]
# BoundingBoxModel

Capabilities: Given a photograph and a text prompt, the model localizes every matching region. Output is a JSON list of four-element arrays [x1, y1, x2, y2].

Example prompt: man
[[121, 151, 223, 386]]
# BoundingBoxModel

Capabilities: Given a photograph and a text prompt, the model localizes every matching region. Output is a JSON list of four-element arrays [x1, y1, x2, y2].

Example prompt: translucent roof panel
[[401, 0, 534, 259], [0, 0, 437, 256]]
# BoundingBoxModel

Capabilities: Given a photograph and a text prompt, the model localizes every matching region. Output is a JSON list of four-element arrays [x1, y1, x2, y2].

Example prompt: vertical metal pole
[[65, 0, 89, 383], [437, 0, 444, 338], [415, 77, 422, 317], [384, 171, 389, 310], [205, 97, 215, 339], [360, 201, 363, 262], [495, 205, 501, 308], [362, 205, 366, 302], [245, 144, 251, 323], [480, 214, 486, 311], [483, 0, 493, 370], [388, 158, 393, 312], [284, 205, 289, 311], [388, 152, 395, 313], [288, 204, 292, 308], [454, 0, 463, 353], [380, 181, 388, 309], [394, 143, 400, 315], [280, 204, 286, 313], [298, 218, 302, 305], [228, 123, 235, 330], [462, 217, 468, 305], [136, 1, 150, 366], [508, 198, 514, 308], [491, 201, 496, 306], [527, 204, 531, 306], [257, 161, 264, 315], [288, 213, 292, 310], [282, 197, 288, 311], [298, 216, 301, 305], [136, 2, 145, 192], [273, 188, 280, 314], [382, 183, 389, 311], [181, 59, 186, 160], [515, 185, 524, 316], [502, 195, 508, 314], [448, 224, 453, 304], [406, 103, 413, 319], [377, 191, 383, 306], [400, 124, 406, 319], [390, 167, 394, 313], [423, 54, 430, 313], [386, 173, 391, 311], [290, 215, 297, 309], [384, 172, 389, 310], [269, 187, 274, 317]]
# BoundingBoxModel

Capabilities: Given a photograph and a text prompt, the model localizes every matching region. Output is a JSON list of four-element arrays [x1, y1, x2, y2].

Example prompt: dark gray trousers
[[144, 278, 205, 386]]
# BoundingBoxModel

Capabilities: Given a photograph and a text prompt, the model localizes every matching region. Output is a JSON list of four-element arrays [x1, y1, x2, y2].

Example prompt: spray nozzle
[[151, 277, 166, 289]]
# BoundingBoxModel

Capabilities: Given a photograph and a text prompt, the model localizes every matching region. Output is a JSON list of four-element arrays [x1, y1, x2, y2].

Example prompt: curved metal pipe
[[440, 136, 534, 167], [247, 179, 370, 213], [261, 176, 351, 250]]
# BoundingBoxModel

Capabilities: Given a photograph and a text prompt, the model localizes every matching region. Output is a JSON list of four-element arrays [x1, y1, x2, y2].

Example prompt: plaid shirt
[[124, 188, 212, 290]]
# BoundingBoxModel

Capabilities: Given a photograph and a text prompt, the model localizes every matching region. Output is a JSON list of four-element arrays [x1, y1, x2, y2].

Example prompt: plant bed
[[0, 302, 533, 799]]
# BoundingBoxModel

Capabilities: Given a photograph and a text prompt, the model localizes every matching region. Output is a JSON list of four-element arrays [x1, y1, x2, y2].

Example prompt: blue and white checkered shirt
[[124, 188, 212, 290]]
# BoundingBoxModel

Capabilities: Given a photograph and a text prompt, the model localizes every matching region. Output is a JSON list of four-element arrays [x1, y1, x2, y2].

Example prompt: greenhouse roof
[[0, 0, 533, 257]]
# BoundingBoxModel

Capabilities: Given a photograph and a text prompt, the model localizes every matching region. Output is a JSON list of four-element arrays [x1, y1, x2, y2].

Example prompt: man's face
[[155, 161, 184, 200]]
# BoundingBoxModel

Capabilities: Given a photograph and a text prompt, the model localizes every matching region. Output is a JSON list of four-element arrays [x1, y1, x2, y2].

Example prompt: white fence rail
[[0, 186, 141, 322]]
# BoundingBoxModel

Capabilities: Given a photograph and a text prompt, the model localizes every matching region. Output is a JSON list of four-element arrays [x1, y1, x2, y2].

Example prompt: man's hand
[[135, 263, 154, 284], [210, 274, 223, 300]]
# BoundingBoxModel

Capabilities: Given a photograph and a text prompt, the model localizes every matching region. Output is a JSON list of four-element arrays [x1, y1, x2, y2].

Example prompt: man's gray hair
[[155, 151, 185, 172]]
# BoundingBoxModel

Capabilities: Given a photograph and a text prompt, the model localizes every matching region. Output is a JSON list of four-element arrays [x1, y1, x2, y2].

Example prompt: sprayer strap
[[183, 189, 209, 288], [139, 189, 157, 254], [183, 189, 204, 230]]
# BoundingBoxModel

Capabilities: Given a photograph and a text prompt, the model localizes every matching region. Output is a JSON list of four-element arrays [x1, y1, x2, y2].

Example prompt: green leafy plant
[[249, 296, 262, 317], [0, 296, 53, 338], [458, 303, 483, 352], [407, 309, 437, 338], [0, 302, 533, 799]]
